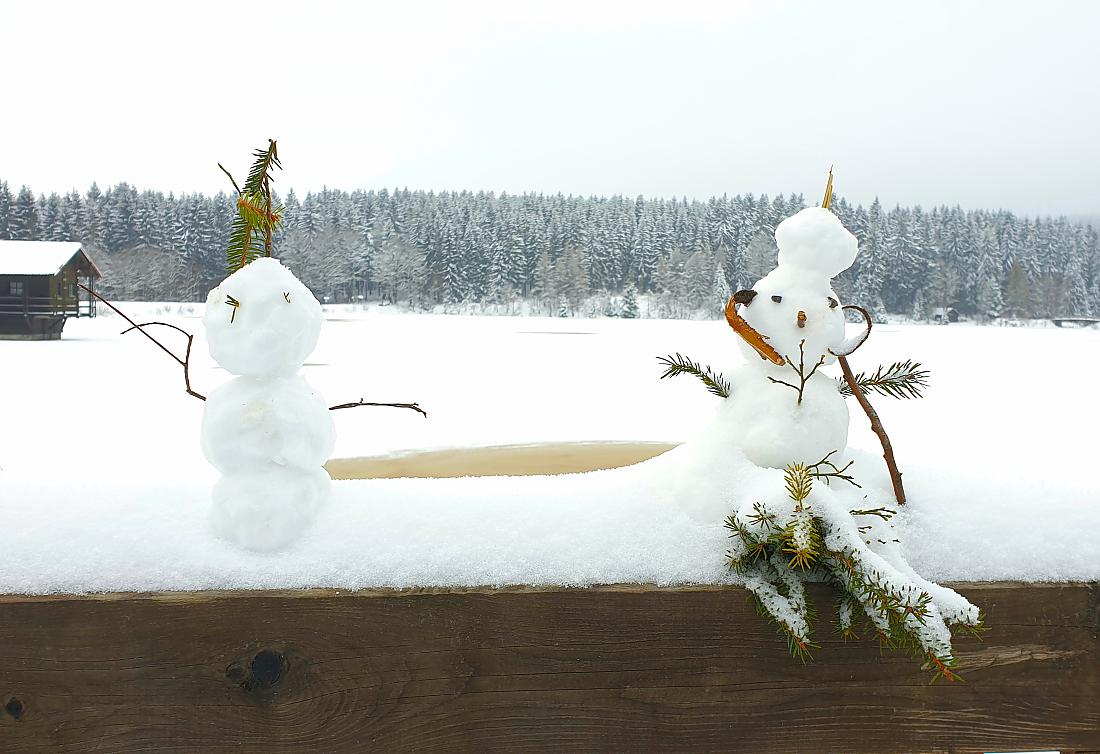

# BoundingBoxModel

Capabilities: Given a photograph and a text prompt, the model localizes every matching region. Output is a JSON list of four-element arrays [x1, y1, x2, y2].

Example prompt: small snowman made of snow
[[200, 258, 335, 552], [724, 206, 868, 468]]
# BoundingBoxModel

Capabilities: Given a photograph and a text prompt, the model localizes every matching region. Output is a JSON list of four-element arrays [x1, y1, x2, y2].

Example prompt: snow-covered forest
[[1, 179, 1096, 320]]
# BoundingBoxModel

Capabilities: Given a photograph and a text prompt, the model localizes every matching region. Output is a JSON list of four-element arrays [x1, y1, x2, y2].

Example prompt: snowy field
[[0, 306, 1097, 593]]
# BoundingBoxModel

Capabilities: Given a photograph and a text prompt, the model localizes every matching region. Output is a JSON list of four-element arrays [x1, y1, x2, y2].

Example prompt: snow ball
[[200, 375, 336, 474], [726, 367, 849, 469], [210, 465, 331, 552], [204, 257, 323, 377], [775, 207, 858, 279]]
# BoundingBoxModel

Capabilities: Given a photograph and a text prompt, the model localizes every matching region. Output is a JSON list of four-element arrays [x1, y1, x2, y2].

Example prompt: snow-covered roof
[[0, 240, 101, 277]]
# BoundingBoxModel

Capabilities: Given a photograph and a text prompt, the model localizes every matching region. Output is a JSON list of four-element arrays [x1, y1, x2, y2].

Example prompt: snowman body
[[727, 207, 859, 468], [201, 258, 335, 552]]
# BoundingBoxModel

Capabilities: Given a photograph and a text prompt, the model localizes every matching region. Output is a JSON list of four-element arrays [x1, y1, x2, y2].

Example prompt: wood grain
[[0, 583, 1096, 753]]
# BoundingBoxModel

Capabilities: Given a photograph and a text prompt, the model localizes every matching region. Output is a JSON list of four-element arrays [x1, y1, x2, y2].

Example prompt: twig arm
[[838, 354, 905, 504], [329, 399, 427, 418], [77, 285, 206, 402]]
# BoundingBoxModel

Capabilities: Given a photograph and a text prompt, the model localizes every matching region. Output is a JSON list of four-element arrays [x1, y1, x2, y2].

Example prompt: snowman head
[[204, 257, 324, 377], [729, 207, 858, 369]]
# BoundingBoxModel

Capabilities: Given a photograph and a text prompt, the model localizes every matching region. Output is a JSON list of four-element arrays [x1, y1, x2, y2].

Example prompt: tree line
[[0, 179, 1096, 320]]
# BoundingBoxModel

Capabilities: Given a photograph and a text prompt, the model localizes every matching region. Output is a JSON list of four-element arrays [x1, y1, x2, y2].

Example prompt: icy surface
[[0, 310, 1097, 593]]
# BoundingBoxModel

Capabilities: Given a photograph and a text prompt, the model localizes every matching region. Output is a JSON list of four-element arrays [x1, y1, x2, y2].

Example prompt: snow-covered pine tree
[[0, 181, 12, 240], [10, 185, 39, 240], [621, 284, 639, 318]]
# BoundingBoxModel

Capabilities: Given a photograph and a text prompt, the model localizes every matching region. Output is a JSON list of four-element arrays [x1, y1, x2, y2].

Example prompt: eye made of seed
[[283, 292, 291, 303], [225, 294, 241, 323], [827, 297, 838, 309], [771, 295, 783, 303]]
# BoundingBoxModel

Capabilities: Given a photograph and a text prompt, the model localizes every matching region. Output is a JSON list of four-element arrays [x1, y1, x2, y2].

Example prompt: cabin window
[[8, 281, 23, 296]]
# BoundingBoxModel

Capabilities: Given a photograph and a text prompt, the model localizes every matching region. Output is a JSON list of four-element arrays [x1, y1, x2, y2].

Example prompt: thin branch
[[79, 284, 206, 402], [218, 163, 242, 195], [771, 340, 826, 406], [329, 399, 427, 418], [838, 354, 905, 505], [807, 450, 861, 488], [121, 321, 192, 340]]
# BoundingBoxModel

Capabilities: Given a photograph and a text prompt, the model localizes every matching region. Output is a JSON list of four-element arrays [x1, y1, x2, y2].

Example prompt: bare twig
[[218, 163, 242, 195], [807, 450, 861, 488], [329, 399, 427, 418], [78, 284, 206, 402], [768, 340, 827, 406], [120, 322, 206, 401], [838, 354, 905, 505]]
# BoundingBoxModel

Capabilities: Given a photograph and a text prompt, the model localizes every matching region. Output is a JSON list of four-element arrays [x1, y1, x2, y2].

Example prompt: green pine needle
[[221, 140, 284, 274], [838, 359, 930, 400], [784, 463, 813, 504], [657, 352, 731, 398]]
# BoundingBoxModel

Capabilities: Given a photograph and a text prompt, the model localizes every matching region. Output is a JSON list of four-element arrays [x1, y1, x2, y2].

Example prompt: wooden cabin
[[0, 240, 101, 339]]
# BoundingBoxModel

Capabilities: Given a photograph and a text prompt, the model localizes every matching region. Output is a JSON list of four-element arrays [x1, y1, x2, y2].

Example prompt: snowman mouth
[[724, 296, 785, 366]]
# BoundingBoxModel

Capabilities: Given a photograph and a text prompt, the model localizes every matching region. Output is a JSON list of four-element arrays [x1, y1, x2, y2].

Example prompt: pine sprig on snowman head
[[219, 140, 285, 274]]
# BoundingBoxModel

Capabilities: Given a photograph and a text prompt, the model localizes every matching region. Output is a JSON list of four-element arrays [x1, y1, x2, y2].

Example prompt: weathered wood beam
[[0, 582, 1096, 753]]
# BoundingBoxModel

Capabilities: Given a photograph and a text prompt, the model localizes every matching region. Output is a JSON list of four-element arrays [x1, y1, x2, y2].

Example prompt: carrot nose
[[797, 311, 807, 328]]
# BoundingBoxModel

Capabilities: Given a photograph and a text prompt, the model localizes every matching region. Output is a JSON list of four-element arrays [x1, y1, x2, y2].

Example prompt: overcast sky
[[2, 0, 1098, 217]]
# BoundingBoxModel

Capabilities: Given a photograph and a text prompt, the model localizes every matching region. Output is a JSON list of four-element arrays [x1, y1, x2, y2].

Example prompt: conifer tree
[[621, 284, 639, 318]]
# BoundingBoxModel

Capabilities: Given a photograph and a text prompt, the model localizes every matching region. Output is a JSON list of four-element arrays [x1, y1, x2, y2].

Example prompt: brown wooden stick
[[329, 399, 427, 418], [78, 284, 206, 402], [724, 297, 785, 365], [121, 322, 207, 402], [838, 354, 905, 505]]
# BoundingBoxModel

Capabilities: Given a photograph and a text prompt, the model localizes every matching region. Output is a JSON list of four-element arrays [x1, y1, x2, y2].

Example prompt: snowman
[[200, 257, 336, 552], [723, 206, 869, 468]]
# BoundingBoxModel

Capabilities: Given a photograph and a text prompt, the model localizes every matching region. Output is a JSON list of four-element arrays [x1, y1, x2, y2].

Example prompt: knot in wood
[[226, 648, 288, 692], [249, 649, 287, 690], [5, 697, 24, 720]]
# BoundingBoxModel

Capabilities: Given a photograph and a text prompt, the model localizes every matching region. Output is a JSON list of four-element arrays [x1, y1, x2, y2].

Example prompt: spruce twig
[[838, 360, 930, 400], [657, 353, 731, 398], [221, 140, 284, 273]]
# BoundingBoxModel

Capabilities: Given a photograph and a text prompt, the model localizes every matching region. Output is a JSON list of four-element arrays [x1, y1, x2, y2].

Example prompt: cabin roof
[[0, 240, 102, 277]]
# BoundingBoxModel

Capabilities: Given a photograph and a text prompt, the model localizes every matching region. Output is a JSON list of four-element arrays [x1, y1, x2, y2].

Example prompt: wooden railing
[[0, 582, 1096, 752], [0, 296, 94, 316]]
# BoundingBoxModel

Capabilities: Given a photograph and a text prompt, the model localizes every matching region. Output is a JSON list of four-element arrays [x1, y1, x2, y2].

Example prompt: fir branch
[[838, 359, 930, 400], [221, 139, 284, 274], [783, 463, 813, 505], [657, 353, 731, 398]]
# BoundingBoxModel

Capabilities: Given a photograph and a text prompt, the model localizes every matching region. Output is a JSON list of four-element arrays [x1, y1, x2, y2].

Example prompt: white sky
[[2, 0, 1098, 217]]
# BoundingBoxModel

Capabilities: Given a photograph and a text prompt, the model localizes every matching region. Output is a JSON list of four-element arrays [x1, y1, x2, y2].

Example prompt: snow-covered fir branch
[[1, 179, 1097, 319]]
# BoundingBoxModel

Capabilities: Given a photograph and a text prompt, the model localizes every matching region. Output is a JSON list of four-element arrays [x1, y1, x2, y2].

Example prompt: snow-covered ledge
[[0, 582, 1095, 752]]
